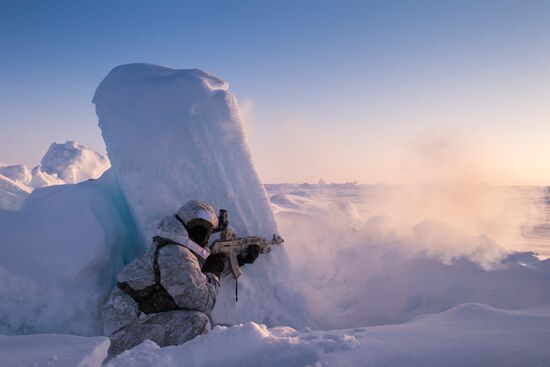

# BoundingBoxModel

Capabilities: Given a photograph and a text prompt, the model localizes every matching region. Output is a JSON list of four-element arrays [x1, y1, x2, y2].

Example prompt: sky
[[1, 0, 549, 184]]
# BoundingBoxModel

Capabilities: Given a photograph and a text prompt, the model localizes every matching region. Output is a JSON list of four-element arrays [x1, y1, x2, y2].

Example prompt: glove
[[237, 244, 260, 266], [202, 253, 226, 278]]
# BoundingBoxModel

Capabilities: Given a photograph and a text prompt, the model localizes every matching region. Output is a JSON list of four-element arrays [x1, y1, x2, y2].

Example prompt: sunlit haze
[[1, 0, 549, 184]]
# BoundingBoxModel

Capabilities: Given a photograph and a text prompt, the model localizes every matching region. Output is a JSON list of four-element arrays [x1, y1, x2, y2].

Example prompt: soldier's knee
[[159, 310, 210, 346], [186, 310, 211, 333]]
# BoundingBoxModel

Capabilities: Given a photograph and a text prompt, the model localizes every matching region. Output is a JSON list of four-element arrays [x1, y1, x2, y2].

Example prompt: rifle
[[209, 209, 284, 300]]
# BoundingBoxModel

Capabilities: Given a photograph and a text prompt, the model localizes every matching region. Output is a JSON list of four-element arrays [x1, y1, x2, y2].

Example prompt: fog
[[267, 128, 549, 330], [367, 128, 546, 254]]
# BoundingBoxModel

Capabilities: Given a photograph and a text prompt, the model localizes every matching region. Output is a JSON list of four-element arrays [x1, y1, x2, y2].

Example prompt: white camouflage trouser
[[108, 309, 210, 356]]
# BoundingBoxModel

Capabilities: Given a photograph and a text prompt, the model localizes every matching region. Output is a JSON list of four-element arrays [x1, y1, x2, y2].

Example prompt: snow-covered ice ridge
[[94, 63, 308, 327], [0, 63, 306, 339], [0, 141, 110, 209]]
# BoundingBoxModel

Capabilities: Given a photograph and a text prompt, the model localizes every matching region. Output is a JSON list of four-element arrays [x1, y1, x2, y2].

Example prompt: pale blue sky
[[1, 0, 549, 183]]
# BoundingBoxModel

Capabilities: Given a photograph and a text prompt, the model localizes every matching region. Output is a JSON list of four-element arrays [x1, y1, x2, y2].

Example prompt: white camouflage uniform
[[103, 201, 220, 355]]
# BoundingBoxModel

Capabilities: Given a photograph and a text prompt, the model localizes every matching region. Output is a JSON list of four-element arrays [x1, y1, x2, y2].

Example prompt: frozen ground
[[0, 334, 109, 367], [2, 303, 550, 366], [1, 64, 550, 366]]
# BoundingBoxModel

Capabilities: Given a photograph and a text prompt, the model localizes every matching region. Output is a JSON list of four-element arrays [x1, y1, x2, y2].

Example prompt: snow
[[1, 303, 549, 366], [1, 63, 550, 366], [28, 165, 65, 188], [93, 63, 308, 327], [0, 170, 143, 335], [0, 334, 109, 367], [0, 165, 32, 186], [93, 64, 275, 240], [104, 303, 550, 367], [0, 163, 65, 190], [0, 173, 30, 210], [41, 141, 110, 184]]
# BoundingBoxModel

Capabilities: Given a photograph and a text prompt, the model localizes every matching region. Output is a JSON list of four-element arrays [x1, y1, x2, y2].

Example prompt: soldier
[[102, 200, 259, 355]]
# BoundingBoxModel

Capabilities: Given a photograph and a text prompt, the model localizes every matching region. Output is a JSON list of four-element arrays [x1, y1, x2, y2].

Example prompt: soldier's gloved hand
[[202, 253, 226, 278], [237, 244, 260, 266]]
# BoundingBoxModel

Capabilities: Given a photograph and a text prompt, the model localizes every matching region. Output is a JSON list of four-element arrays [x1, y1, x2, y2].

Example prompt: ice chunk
[[27, 165, 65, 188], [0, 164, 65, 199], [93, 63, 308, 327], [40, 141, 110, 184], [0, 173, 30, 210], [0, 334, 109, 367], [0, 141, 108, 201], [0, 142, 110, 209], [93, 64, 275, 239], [0, 165, 31, 186]]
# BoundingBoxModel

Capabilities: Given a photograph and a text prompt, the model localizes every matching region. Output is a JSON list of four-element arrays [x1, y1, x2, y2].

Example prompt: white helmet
[[176, 200, 219, 229]]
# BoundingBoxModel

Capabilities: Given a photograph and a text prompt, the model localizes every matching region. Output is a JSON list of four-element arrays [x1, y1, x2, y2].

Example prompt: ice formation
[[93, 63, 308, 327], [0, 165, 32, 187], [27, 165, 65, 188], [0, 170, 143, 335], [40, 141, 110, 184], [0, 64, 307, 335], [0, 173, 30, 210], [0, 142, 110, 210]]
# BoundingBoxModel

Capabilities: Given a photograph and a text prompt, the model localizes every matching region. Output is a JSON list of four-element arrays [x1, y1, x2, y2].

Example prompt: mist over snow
[[0, 64, 549, 366], [267, 184, 550, 330]]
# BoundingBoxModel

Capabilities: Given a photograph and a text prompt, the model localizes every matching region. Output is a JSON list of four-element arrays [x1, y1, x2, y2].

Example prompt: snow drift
[[3, 303, 550, 367], [105, 303, 550, 367], [0, 170, 142, 335], [0, 334, 109, 367]]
